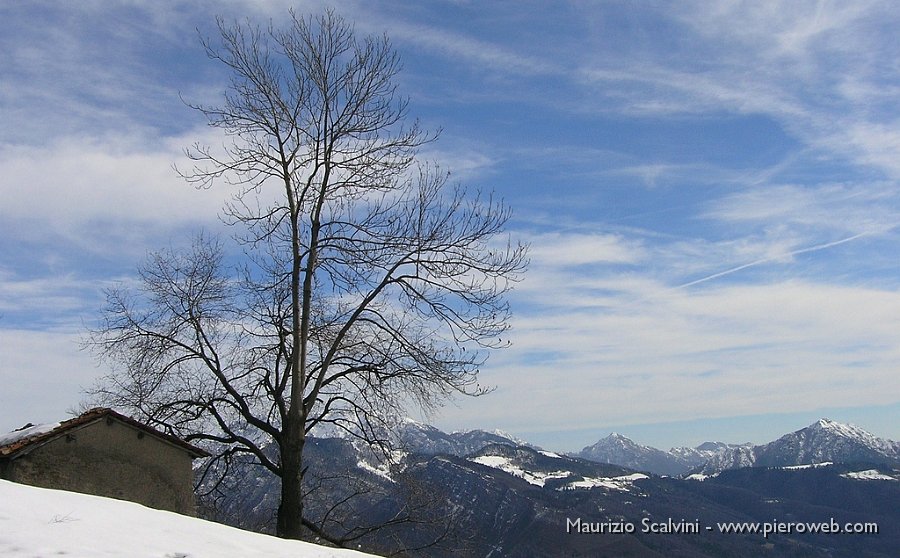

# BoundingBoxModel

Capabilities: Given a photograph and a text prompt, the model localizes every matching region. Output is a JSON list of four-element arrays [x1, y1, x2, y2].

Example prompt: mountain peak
[[806, 418, 880, 442], [812, 418, 844, 431], [591, 432, 648, 452], [398, 421, 522, 457], [579, 432, 699, 476], [740, 418, 899, 472]]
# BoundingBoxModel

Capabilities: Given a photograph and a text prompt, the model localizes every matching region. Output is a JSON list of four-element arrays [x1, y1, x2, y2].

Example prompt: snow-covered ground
[[467, 454, 649, 491], [563, 472, 649, 491], [841, 469, 898, 481], [0, 479, 378, 558], [469, 455, 570, 487]]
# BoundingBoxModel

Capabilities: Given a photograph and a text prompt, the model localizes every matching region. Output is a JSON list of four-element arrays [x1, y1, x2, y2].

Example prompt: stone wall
[[4, 417, 197, 515]]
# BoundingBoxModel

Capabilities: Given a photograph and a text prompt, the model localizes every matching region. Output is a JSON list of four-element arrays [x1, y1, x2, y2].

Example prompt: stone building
[[0, 408, 208, 516]]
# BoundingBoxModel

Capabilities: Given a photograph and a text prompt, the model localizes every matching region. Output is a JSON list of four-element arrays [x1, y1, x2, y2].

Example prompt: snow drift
[[0, 479, 377, 558]]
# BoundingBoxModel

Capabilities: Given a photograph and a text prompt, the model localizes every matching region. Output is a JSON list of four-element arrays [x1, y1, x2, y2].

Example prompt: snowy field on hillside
[[0, 480, 377, 558]]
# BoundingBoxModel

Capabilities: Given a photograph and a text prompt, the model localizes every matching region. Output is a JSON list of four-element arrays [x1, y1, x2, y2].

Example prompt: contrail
[[675, 231, 872, 290]]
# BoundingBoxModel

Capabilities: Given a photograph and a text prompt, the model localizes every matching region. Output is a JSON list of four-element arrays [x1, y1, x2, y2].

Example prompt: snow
[[356, 459, 394, 482], [489, 429, 525, 444], [781, 462, 833, 470], [0, 422, 60, 446], [616, 473, 650, 482], [684, 473, 710, 481], [353, 446, 407, 483], [562, 473, 649, 491], [812, 419, 896, 453], [0, 479, 378, 558], [469, 455, 649, 491], [841, 469, 898, 481], [470, 455, 509, 469], [538, 450, 561, 458], [468, 456, 569, 487], [815, 419, 864, 438]]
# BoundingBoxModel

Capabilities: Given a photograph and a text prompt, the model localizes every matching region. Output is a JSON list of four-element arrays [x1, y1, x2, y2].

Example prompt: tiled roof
[[0, 408, 209, 459]]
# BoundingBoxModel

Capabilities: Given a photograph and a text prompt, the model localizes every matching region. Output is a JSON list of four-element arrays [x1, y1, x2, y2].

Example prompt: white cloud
[[418, 143, 499, 182], [444, 277, 900, 435], [437, 206, 900, 436], [605, 163, 704, 188], [837, 122, 900, 176], [0, 271, 97, 316], [0, 328, 105, 433], [0, 130, 229, 252], [0, 2, 208, 145], [375, 19, 557, 78], [565, 1, 900, 182], [524, 232, 645, 267], [674, 0, 877, 61]]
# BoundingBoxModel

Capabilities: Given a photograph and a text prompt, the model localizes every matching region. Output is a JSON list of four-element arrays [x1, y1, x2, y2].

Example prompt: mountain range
[[576, 432, 722, 475], [576, 418, 900, 476], [200, 419, 900, 557]]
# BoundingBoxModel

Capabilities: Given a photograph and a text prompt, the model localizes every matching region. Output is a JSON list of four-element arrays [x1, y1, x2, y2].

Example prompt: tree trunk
[[277, 419, 306, 538]]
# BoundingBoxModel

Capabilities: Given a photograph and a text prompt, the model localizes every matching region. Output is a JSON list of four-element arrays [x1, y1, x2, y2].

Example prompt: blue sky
[[2, 1, 899, 451]]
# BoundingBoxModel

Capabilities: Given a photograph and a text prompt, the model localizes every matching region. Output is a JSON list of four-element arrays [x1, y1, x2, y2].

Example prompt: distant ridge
[[397, 420, 526, 457], [576, 432, 701, 475], [695, 418, 900, 474], [575, 419, 900, 476]]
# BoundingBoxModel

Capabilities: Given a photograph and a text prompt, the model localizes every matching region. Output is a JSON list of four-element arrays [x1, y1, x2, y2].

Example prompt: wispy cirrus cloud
[[385, 22, 557, 77], [445, 265, 900, 438], [0, 2, 207, 144]]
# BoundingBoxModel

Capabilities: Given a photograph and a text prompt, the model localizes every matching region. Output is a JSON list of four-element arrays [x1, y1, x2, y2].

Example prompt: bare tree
[[87, 9, 526, 542]]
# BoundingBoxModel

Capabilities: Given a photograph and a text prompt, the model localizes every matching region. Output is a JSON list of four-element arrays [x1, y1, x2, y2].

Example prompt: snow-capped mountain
[[688, 444, 758, 475], [577, 432, 702, 475], [576, 433, 752, 476], [756, 418, 900, 466], [691, 418, 900, 475], [669, 440, 752, 462], [576, 419, 899, 477], [397, 418, 526, 457]]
